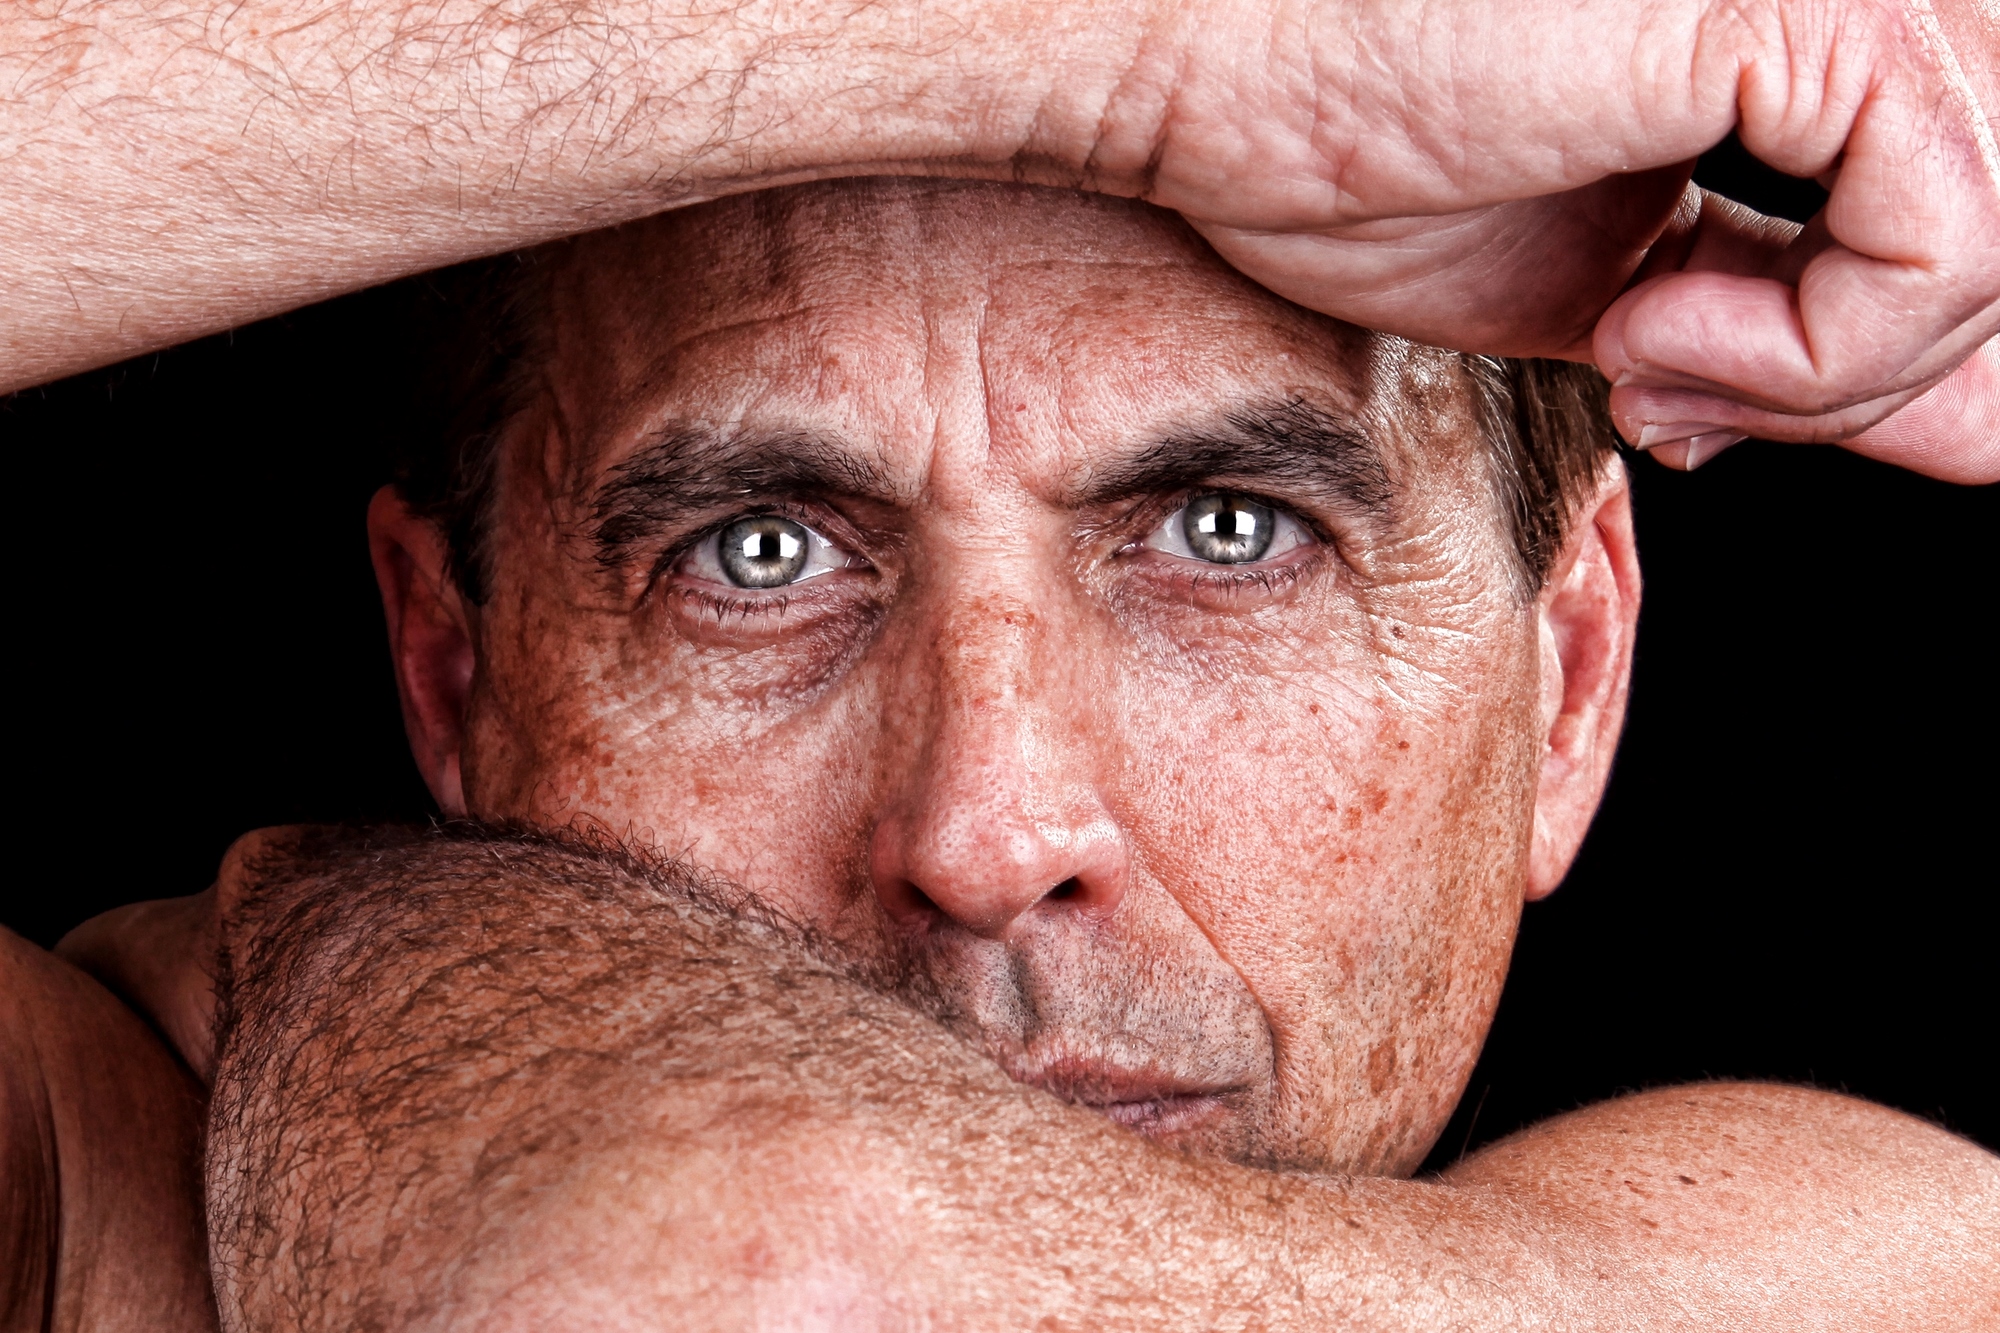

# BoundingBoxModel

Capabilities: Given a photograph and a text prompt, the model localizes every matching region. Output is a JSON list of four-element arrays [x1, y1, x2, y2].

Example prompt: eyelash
[[1181, 560, 1312, 595], [670, 586, 798, 625]]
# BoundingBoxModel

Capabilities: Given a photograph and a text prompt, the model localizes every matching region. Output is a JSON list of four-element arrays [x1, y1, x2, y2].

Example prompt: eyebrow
[[1070, 396, 1393, 516], [588, 396, 1392, 567], [588, 424, 897, 570]]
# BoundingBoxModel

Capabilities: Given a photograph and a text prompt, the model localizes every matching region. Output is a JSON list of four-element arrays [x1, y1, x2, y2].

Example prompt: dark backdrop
[[5, 146, 1994, 1158]]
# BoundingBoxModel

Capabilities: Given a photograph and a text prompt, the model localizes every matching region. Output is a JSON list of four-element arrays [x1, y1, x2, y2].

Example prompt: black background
[[5, 145, 1994, 1158]]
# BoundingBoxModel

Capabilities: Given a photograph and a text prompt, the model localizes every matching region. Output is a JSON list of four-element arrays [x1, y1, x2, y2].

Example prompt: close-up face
[[376, 180, 1634, 1177]]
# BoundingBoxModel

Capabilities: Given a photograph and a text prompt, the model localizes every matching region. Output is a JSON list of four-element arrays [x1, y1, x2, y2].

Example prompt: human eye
[[677, 513, 857, 590], [1141, 491, 1314, 566]]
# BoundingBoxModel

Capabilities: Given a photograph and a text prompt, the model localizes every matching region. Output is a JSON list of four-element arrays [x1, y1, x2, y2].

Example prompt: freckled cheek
[[472, 641, 890, 927], [1109, 662, 1496, 1021], [1115, 672, 1389, 923]]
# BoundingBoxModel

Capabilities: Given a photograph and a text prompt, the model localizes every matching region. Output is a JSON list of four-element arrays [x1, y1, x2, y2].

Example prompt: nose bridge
[[925, 589, 1075, 851], [935, 590, 1043, 741], [872, 583, 1127, 937]]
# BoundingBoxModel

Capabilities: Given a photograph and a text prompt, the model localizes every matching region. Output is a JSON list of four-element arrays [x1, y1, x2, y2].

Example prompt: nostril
[[893, 880, 940, 918], [1046, 877, 1081, 901]]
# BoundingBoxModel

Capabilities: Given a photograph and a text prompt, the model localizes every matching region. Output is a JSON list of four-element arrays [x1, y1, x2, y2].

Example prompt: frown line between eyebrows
[[587, 423, 894, 571], [1075, 397, 1395, 518]]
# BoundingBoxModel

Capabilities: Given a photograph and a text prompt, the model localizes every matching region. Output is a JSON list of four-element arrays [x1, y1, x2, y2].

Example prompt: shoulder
[[1441, 1081, 1999, 1329], [1, 927, 218, 1333], [1448, 1080, 1999, 1191]]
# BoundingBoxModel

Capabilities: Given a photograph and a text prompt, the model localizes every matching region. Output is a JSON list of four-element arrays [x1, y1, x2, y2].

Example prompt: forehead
[[523, 181, 1486, 502]]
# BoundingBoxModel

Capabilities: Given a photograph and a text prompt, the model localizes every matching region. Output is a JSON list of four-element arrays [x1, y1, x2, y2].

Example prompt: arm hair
[[205, 824, 2000, 1331]]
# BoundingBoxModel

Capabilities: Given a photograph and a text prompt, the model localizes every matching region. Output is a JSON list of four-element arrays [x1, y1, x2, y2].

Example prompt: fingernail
[[1646, 431, 1749, 471], [1679, 431, 1747, 469], [1635, 421, 1731, 450]]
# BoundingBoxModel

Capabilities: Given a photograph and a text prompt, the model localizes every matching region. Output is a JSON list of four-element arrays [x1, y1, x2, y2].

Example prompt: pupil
[[1182, 493, 1274, 564], [718, 515, 812, 588]]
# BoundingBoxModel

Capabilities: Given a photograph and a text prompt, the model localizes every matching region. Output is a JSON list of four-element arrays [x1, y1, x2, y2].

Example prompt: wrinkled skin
[[372, 180, 1638, 1175]]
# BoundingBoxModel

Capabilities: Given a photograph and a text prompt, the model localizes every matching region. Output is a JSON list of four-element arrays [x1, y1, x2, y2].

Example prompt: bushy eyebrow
[[588, 396, 1392, 569], [1071, 397, 1394, 516], [588, 425, 895, 569]]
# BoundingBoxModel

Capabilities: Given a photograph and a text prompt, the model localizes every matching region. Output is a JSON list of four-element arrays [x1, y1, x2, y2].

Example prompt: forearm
[[206, 826, 1998, 1330], [3, 0, 1166, 390], [14, 0, 1972, 392], [206, 826, 1564, 1329]]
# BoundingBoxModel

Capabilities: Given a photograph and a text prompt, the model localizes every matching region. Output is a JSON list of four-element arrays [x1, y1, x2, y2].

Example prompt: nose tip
[[869, 809, 1128, 939]]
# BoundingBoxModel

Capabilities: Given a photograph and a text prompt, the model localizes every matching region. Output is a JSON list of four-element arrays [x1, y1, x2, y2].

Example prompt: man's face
[[443, 181, 1567, 1176]]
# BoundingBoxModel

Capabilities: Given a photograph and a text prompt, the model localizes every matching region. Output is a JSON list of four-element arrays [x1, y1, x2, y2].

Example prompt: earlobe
[[367, 486, 474, 815], [1525, 459, 1642, 900]]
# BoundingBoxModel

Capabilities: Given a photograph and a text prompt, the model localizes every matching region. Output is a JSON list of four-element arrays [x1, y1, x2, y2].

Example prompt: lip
[[1005, 1057, 1243, 1136]]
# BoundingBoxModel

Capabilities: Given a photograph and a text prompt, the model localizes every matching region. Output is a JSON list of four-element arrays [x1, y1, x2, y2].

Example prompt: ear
[[1526, 457, 1642, 900], [368, 485, 474, 814]]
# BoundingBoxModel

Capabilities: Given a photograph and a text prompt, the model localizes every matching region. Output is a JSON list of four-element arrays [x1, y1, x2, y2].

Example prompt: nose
[[869, 596, 1129, 939]]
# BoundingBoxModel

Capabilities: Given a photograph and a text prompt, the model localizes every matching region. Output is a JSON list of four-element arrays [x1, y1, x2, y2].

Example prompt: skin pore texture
[[398, 182, 1601, 1174], [39, 180, 1991, 1330]]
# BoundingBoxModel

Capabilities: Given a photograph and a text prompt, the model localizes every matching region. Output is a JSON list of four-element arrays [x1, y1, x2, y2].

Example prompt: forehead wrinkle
[[549, 279, 923, 487]]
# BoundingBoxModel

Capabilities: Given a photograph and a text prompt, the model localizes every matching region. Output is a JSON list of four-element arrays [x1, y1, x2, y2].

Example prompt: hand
[[1163, 0, 2000, 481]]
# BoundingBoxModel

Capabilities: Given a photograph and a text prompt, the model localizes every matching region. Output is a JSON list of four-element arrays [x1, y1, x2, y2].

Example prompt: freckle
[[1366, 1040, 1398, 1094], [1677, 1175, 1697, 1186]]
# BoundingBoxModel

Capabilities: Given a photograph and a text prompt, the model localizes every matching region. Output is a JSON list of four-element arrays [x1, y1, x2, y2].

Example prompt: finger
[[1595, 3, 2000, 449], [1626, 335, 1999, 481], [1839, 336, 2000, 484]]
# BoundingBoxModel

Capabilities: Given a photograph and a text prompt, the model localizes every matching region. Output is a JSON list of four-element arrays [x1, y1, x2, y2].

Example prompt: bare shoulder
[[1448, 1080, 1999, 1190], [1442, 1082, 2000, 1328], [0, 927, 218, 1333]]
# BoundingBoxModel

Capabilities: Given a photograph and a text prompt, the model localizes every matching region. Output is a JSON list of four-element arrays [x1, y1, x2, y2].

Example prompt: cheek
[[462, 601, 895, 929], [1111, 613, 1540, 1167]]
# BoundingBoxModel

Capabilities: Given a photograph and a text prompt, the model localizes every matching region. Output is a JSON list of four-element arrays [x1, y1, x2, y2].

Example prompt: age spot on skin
[[1366, 1040, 1399, 1095]]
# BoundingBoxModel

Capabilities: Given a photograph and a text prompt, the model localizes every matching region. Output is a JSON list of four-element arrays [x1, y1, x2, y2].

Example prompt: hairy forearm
[[3, 0, 1914, 391], [3, 0, 1169, 390], [207, 827, 1998, 1330], [206, 827, 1557, 1328]]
